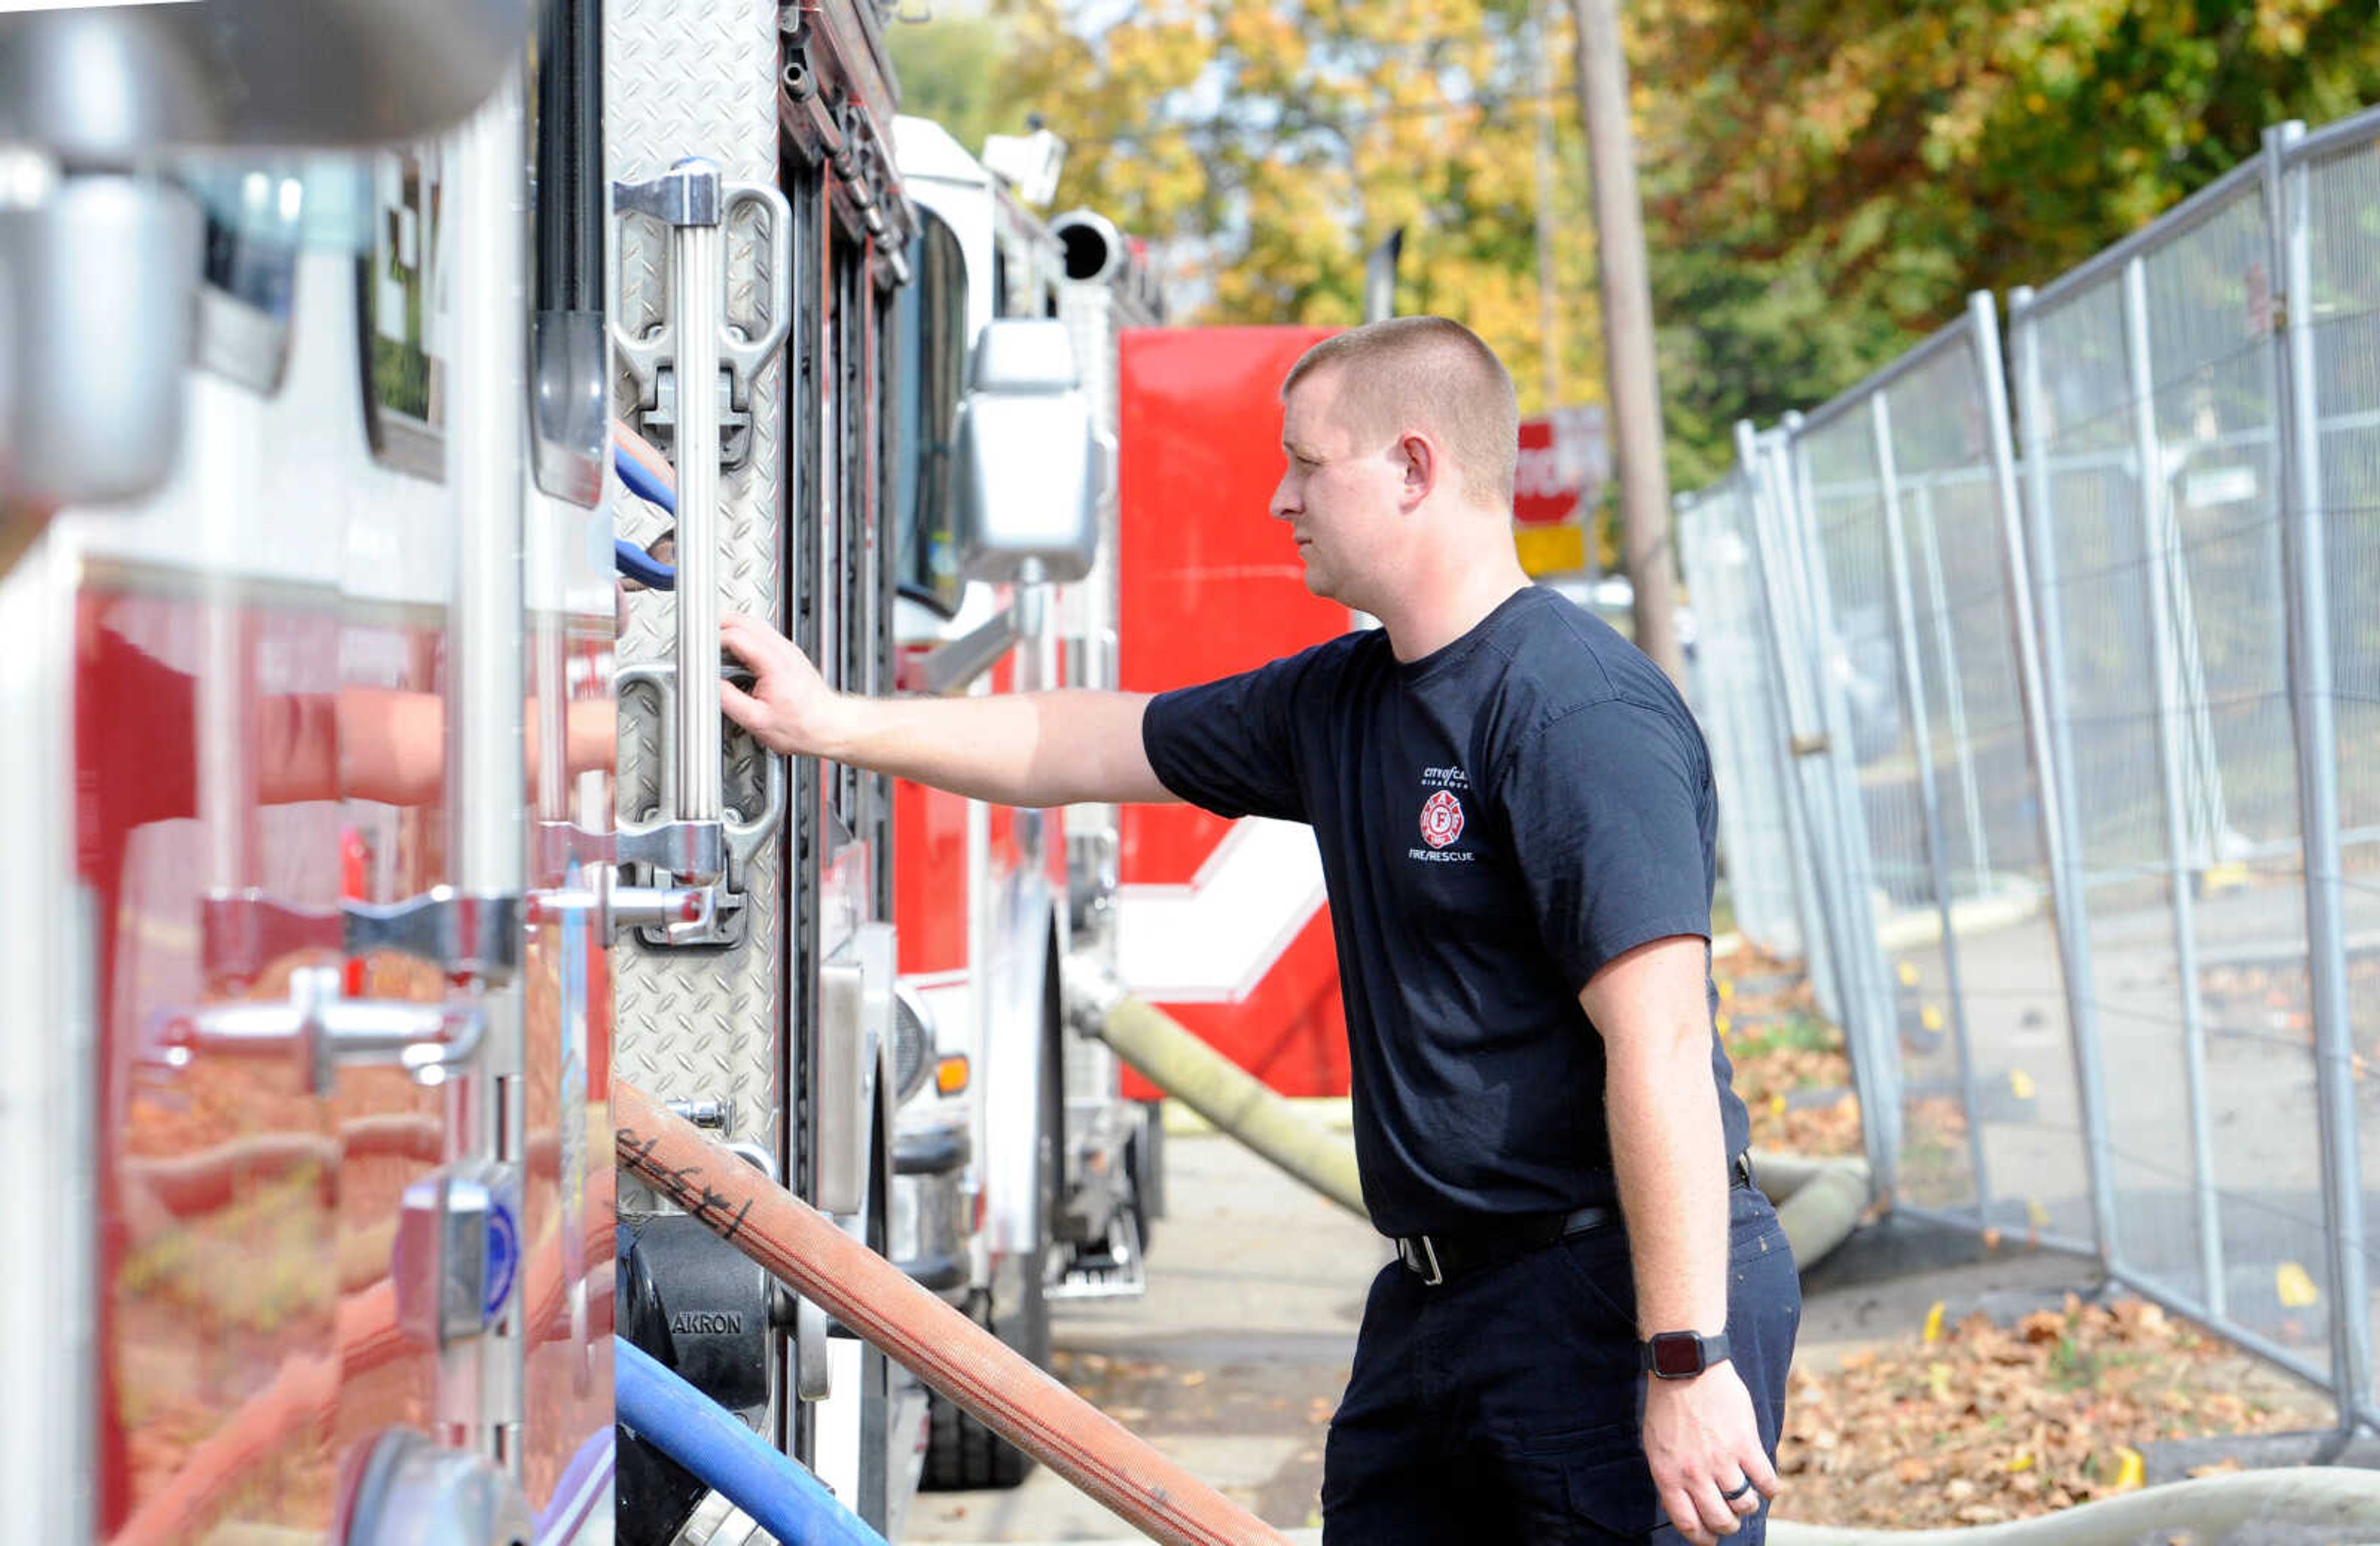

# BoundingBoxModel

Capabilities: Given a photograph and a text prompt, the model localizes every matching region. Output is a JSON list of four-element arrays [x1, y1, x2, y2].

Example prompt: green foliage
[[989, 0, 1611, 416], [968, 0, 2380, 489], [888, 14, 1017, 154], [1642, 0, 2380, 462], [1726, 1011, 1841, 1069]]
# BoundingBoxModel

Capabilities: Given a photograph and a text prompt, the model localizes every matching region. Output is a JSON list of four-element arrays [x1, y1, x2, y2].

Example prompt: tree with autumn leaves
[[892, 0, 2380, 495]]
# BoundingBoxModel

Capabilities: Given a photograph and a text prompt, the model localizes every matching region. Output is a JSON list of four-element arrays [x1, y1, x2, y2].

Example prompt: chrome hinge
[[345, 890, 521, 979]]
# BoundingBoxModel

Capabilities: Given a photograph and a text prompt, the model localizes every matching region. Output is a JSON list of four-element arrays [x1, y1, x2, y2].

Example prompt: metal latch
[[613, 661, 786, 948], [524, 820, 717, 943], [201, 888, 522, 985], [152, 963, 485, 1095], [394, 1160, 520, 1350]]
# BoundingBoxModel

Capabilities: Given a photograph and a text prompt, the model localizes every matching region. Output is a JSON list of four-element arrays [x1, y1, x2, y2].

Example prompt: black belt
[[1394, 1152, 1756, 1288]]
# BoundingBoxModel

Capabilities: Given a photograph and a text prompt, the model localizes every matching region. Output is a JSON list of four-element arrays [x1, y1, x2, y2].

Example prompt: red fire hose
[[614, 1082, 1291, 1546]]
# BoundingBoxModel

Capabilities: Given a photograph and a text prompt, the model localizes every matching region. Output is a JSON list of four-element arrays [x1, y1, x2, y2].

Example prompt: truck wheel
[[1127, 1102, 1163, 1258], [922, 1008, 1060, 1490], [856, 1096, 896, 1529], [921, 1291, 1032, 1489]]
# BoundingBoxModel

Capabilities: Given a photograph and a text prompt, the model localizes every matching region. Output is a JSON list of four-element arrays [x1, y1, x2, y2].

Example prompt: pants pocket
[[1506, 1442, 1665, 1543]]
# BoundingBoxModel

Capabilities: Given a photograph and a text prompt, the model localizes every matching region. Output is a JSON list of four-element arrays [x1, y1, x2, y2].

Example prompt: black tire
[[855, 1092, 896, 1529], [1129, 1098, 1165, 1258], [921, 1291, 1032, 1490], [922, 992, 1062, 1490]]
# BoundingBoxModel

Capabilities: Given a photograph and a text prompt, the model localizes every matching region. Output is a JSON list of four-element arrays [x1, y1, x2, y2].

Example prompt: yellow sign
[[1515, 523, 1585, 576]]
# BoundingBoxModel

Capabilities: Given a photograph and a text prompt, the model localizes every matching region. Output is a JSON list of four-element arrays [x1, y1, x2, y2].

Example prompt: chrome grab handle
[[610, 161, 793, 950], [612, 162, 793, 823], [616, 161, 725, 828]]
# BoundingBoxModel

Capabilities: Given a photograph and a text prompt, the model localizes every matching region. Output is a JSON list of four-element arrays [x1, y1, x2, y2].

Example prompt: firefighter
[[720, 315, 1797, 1546]]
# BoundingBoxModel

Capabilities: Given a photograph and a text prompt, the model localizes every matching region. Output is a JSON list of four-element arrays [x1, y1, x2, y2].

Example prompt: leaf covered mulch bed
[[1710, 945, 2334, 1529], [1713, 947, 1864, 1159], [1774, 1294, 2332, 1528]]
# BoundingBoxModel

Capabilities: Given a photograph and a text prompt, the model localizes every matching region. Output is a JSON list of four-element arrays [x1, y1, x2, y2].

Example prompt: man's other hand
[[720, 612, 855, 758], [1642, 1360, 1779, 1544]]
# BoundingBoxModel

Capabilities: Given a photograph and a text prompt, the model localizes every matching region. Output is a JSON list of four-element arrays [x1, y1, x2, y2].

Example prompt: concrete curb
[[1874, 881, 2044, 953]]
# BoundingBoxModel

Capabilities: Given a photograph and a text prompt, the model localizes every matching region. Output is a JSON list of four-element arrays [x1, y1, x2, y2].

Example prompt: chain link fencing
[[1680, 105, 2380, 1429]]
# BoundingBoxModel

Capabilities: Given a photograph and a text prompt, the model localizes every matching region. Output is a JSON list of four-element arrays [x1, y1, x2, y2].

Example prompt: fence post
[[1871, 389, 1992, 1218], [1739, 474, 1840, 1022], [1994, 288, 2121, 1263], [1773, 417, 1906, 1192], [2263, 118, 2372, 1438], [2121, 252, 2228, 1319], [1736, 419, 1897, 1195]]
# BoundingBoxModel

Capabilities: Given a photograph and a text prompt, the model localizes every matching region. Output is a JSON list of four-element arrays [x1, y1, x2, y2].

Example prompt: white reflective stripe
[[1117, 817, 1326, 1002]]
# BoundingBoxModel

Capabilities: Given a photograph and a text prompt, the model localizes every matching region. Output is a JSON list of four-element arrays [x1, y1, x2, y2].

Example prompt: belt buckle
[[1408, 1234, 1445, 1287]]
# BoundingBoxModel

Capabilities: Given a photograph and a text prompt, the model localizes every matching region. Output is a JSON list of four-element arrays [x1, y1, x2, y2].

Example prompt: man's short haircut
[[1281, 316, 1520, 508]]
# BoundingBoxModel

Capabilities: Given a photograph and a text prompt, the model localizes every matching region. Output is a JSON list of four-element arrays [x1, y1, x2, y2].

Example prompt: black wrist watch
[[1640, 1330, 1731, 1380]]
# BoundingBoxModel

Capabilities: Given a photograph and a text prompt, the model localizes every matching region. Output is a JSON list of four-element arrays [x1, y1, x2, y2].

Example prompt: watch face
[[1650, 1335, 1705, 1377]]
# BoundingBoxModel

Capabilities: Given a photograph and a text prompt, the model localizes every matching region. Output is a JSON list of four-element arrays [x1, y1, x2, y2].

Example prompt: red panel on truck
[[1116, 325, 1352, 1097]]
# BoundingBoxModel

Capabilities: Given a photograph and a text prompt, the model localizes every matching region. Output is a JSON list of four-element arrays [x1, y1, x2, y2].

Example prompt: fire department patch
[[1419, 789, 1465, 849]]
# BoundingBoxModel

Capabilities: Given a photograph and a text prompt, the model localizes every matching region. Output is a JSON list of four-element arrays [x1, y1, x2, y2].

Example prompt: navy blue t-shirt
[[1142, 585, 1752, 1238]]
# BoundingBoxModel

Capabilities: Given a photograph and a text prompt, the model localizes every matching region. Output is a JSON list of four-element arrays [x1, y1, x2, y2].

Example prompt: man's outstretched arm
[[719, 612, 1180, 810]]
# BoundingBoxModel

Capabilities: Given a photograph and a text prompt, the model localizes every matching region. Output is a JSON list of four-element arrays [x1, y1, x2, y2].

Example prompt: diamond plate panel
[[607, 0, 790, 1160]]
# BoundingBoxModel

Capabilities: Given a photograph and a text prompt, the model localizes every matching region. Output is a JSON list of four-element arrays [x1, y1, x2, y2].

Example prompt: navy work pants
[[1321, 1186, 1800, 1544]]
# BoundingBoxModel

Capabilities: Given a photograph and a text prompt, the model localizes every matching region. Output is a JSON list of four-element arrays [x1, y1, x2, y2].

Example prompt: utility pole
[[1530, 0, 1562, 414], [1567, 0, 1684, 687]]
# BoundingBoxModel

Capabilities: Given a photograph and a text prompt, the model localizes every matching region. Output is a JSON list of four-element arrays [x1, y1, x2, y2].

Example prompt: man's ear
[[1398, 431, 1438, 508]]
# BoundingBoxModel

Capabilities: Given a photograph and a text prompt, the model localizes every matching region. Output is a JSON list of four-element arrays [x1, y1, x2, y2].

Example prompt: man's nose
[[1269, 475, 1297, 522]]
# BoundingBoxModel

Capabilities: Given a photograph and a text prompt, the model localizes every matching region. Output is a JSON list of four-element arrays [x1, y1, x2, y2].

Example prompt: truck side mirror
[[953, 318, 1099, 586]]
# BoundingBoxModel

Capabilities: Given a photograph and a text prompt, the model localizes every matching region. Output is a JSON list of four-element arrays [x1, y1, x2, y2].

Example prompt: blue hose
[[612, 537, 676, 591], [614, 1338, 888, 1546], [614, 442, 678, 516]]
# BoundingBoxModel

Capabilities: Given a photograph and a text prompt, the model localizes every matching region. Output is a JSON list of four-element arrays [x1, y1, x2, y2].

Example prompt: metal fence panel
[[1681, 100, 2380, 1432], [1771, 321, 2091, 1239], [2012, 161, 2338, 1389], [1879, 332, 2091, 1245], [1739, 423, 1905, 1183], [1680, 479, 1818, 976], [2283, 113, 2380, 1428]]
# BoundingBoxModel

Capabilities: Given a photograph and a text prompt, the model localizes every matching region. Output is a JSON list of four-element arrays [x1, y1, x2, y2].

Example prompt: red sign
[[1514, 418, 1573, 527], [1514, 406, 1609, 528]]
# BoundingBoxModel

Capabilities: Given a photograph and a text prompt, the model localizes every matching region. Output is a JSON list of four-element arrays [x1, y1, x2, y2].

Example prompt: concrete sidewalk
[[903, 1128, 1379, 1542]]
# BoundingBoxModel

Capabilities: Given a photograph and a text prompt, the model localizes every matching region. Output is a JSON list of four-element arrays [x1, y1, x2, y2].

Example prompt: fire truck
[[3, 3, 617, 1542], [1, 0, 1382, 1535], [2, 0, 1173, 1539], [884, 118, 1169, 1490]]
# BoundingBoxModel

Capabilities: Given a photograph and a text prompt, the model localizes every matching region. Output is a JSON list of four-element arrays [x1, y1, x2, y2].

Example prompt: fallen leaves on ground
[[1714, 945, 1864, 1157], [1775, 1294, 2330, 1527]]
